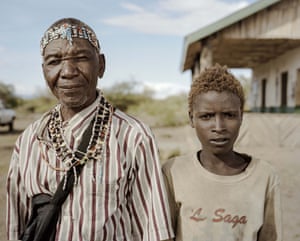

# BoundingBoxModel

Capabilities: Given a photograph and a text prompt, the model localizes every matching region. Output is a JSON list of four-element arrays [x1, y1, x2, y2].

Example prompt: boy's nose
[[213, 116, 226, 132]]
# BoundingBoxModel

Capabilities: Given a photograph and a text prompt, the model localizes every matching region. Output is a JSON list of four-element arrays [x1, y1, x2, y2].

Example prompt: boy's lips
[[210, 138, 229, 146]]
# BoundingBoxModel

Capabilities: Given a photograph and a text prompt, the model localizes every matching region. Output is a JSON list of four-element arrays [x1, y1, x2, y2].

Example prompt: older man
[[7, 18, 174, 241]]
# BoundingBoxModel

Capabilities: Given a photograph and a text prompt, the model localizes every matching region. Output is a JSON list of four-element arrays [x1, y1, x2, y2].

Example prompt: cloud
[[144, 81, 189, 99], [102, 0, 250, 36], [121, 3, 145, 13]]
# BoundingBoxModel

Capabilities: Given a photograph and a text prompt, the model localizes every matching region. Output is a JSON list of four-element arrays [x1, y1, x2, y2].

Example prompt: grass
[[128, 94, 189, 127]]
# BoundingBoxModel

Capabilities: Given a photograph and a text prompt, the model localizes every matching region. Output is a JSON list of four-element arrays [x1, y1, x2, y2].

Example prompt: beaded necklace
[[46, 95, 113, 181]]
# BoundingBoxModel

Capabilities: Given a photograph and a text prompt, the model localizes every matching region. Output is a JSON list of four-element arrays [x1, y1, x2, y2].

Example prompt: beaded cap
[[40, 23, 100, 55]]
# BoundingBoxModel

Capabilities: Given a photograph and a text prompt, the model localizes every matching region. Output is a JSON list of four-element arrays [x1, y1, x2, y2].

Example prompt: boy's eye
[[225, 113, 232, 117], [199, 113, 214, 120], [224, 112, 237, 118]]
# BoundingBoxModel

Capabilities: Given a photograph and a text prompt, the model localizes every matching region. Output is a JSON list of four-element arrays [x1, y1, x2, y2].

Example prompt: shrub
[[103, 81, 154, 112], [129, 93, 189, 127]]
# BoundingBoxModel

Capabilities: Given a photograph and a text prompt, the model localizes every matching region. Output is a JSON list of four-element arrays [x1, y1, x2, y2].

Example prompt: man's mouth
[[58, 84, 83, 90]]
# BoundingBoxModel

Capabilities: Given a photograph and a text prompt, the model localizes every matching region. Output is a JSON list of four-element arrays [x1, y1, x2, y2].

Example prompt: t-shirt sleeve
[[258, 173, 282, 241]]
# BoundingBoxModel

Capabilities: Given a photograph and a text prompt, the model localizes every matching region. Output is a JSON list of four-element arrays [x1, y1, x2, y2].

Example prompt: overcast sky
[[0, 0, 256, 98]]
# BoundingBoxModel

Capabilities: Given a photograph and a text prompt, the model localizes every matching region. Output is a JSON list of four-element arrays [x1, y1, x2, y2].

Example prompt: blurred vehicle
[[0, 100, 16, 132]]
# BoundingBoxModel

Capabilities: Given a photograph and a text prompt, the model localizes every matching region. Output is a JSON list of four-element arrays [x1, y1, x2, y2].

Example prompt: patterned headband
[[40, 23, 100, 55]]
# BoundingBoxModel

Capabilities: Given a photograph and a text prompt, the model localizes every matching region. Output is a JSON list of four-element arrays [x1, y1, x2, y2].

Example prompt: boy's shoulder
[[252, 157, 280, 178], [162, 153, 195, 174]]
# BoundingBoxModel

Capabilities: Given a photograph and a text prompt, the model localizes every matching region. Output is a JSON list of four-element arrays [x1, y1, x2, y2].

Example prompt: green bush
[[103, 81, 154, 112], [20, 97, 57, 113], [104, 81, 189, 127], [128, 93, 189, 127], [15, 81, 189, 127], [0, 81, 21, 108]]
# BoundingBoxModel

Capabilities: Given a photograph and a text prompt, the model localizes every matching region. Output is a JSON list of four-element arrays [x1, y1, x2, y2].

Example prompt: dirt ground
[[0, 113, 299, 240]]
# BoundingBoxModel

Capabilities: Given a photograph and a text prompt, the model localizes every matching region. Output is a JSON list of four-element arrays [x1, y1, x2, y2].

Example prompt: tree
[[0, 81, 19, 107], [103, 81, 154, 111]]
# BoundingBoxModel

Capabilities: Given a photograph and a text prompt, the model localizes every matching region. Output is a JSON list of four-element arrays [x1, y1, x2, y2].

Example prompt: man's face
[[189, 90, 242, 156], [42, 38, 105, 110]]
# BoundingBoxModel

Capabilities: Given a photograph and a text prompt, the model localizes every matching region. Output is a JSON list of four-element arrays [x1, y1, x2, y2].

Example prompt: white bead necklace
[[46, 95, 113, 173]]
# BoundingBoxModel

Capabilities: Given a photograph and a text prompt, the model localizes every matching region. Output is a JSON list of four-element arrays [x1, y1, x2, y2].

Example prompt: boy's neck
[[198, 150, 250, 176]]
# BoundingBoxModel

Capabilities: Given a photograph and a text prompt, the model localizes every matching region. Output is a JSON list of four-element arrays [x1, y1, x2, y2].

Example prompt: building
[[181, 0, 300, 112]]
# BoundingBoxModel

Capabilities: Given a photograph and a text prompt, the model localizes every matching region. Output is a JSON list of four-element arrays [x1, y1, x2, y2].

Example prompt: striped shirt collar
[[36, 90, 102, 144]]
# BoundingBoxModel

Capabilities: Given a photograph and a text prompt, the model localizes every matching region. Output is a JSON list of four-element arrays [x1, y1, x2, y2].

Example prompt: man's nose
[[61, 60, 78, 78]]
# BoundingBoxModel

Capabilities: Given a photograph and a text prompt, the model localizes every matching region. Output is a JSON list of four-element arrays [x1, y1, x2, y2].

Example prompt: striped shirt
[[6, 94, 174, 241]]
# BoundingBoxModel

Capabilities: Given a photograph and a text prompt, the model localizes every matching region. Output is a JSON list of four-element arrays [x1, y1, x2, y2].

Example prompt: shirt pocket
[[98, 175, 128, 204]]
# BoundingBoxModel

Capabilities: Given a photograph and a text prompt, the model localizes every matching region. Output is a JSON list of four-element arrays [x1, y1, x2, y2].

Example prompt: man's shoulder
[[113, 109, 144, 123], [112, 109, 152, 134], [21, 110, 52, 137]]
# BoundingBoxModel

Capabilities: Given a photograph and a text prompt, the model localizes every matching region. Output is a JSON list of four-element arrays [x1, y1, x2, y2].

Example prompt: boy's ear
[[189, 111, 195, 128]]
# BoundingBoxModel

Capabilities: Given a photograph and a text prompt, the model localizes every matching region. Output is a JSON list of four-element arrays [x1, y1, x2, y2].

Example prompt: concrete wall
[[236, 113, 300, 148], [251, 46, 300, 111]]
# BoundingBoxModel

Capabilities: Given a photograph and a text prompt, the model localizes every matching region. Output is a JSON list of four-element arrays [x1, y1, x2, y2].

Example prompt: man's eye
[[47, 59, 61, 65], [75, 56, 89, 62]]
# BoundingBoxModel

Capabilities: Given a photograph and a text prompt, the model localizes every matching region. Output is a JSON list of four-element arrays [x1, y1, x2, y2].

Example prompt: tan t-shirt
[[162, 153, 282, 241]]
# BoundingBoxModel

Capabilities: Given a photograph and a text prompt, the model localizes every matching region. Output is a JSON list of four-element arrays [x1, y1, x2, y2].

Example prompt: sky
[[0, 0, 256, 99]]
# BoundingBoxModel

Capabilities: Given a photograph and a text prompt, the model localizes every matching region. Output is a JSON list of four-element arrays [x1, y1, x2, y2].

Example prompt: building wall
[[252, 46, 300, 112], [188, 0, 300, 113], [223, 0, 300, 39]]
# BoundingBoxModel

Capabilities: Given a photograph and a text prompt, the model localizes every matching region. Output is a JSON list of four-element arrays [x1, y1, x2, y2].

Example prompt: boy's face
[[189, 90, 242, 155]]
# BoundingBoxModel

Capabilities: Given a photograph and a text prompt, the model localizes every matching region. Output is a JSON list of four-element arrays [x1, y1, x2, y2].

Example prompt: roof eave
[[180, 0, 281, 72]]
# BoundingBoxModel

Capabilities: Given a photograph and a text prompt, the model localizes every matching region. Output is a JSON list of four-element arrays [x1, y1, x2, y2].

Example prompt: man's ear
[[41, 63, 50, 88], [189, 111, 195, 128], [41, 63, 45, 76], [98, 53, 105, 78]]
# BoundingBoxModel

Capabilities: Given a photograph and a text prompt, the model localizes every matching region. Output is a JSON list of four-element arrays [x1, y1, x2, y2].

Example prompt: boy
[[162, 64, 282, 241]]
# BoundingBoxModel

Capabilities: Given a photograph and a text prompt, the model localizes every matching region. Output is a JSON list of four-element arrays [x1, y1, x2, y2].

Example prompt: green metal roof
[[181, 0, 281, 71]]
